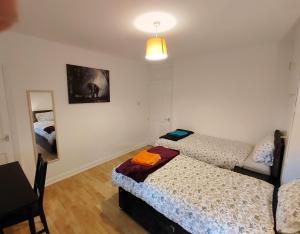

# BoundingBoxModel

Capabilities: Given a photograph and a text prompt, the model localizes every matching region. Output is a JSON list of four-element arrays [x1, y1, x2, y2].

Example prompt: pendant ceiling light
[[145, 22, 168, 61]]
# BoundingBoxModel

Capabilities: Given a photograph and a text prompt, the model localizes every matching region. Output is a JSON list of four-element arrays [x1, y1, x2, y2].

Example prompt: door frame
[[0, 64, 14, 163], [26, 90, 60, 164]]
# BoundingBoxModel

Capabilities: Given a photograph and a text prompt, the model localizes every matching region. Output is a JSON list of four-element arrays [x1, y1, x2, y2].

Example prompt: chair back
[[33, 154, 48, 204]]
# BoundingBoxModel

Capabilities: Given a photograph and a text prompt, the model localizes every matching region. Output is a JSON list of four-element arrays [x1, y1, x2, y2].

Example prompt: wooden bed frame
[[118, 130, 285, 234], [234, 129, 285, 187]]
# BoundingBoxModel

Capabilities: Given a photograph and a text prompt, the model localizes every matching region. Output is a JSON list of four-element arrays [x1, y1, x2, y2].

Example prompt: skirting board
[[45, 142, 149, 186]]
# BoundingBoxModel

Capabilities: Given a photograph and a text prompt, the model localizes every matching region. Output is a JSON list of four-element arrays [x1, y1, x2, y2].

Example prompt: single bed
[[156, 133, 253, 170], [32, 110, 57, 154], [112, 155, 276, 234], [156, 130, 282, 173]]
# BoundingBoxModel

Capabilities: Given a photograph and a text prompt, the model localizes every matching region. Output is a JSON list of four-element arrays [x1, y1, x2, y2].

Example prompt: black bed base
[[119, 187, 190, 234], [119, 187, 278, 234], [233, 166, 278, 185], [35, 133, 57, 154]]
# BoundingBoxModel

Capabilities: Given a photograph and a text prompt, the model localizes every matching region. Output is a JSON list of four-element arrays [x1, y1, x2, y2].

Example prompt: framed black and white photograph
[[66, 64, 110, 104]]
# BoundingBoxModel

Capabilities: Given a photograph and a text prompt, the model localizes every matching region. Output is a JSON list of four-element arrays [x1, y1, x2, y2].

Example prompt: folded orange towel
[[131, 150, 161, 166]]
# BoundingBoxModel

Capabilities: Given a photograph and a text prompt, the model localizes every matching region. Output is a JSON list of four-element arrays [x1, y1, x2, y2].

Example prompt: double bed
[[32, 110, 57, 154], [112, 130, 285, 234]]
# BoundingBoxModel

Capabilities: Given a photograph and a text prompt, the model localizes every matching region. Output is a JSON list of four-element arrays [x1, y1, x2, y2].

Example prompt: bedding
[[43, 125, 55, 134], [131, 150, 161, 166], [169, 129, 191, 137], [33, 121, 56, 144], [243, 153, 271, 176], [35, 111, 54, 122], [276, 179, 300, 234], [160, 129, 194, 141], [112, 155, 275, 234], [156, 133, 253, 170], [116, 146, 179, 182], [252, 135, 274, 166]]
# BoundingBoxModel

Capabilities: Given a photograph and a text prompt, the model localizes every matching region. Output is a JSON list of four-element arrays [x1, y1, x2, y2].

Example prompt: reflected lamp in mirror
[[27, 91, 59, 163]]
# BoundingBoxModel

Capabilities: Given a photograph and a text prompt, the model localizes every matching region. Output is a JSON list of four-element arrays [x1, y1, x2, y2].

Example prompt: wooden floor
[[4, 146, 151, 234]]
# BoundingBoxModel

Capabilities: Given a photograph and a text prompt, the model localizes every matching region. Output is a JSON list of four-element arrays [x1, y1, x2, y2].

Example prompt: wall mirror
[[27, 90, 59, 162]]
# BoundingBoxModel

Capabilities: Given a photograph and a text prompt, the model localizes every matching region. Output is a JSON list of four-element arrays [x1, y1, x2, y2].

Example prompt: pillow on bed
[[252, 135, 274, 166], [276, 179, 300, 234], [35, 111, 54, 122]]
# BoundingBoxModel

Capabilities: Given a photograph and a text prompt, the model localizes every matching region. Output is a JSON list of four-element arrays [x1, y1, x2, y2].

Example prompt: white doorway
[[149, 78, 172, 144], [0, 65, 14, 164]]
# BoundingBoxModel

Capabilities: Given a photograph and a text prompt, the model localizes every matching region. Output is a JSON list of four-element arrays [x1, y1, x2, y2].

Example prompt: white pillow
[[35, 111, 54, 122], [276, 179, 300, 234], [252, 135, 274, 166]]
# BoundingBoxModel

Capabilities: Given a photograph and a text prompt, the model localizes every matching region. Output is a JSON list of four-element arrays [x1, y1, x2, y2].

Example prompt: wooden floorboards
[[4, 146, 151, 234]]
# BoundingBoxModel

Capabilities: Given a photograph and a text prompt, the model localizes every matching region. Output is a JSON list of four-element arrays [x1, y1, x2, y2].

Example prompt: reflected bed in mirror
[[27, 91, 59, 163]]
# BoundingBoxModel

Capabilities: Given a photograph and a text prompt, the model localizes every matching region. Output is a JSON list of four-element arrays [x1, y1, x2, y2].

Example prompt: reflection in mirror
[[27, 91, 59, 162]]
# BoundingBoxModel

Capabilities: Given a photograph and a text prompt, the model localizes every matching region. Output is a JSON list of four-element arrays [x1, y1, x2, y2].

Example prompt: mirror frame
[[27, 90, 60, 163]]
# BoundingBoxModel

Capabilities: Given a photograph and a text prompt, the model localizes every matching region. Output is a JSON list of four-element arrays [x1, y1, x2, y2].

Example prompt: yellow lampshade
[[145, 37, 168, 61]]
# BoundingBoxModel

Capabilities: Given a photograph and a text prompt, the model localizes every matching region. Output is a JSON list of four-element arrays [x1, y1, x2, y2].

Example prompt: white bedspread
[[112, 155, 275, 234], [33, 121, 56, 144], [156, 133, 253, 170]]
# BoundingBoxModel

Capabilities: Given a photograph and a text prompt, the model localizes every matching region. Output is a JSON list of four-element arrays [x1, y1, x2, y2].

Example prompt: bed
[[156, 133, 254, 170], [156, 131, 280, 173], [113, 155, 275, 234], [112, 131, 285, 234], [32, 110, 57, 154]]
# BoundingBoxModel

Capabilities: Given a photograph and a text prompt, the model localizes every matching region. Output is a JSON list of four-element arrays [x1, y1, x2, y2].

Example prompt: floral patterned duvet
[[156, 133, 253, 170], [112, 155, 275, 234]]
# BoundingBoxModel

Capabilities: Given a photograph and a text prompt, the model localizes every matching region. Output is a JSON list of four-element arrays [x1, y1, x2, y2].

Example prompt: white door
[[0, 65, 14, 164], [149, 79, 172, 144]]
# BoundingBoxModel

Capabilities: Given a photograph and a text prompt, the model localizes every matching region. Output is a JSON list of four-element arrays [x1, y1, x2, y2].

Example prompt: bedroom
[[0, 0, 300, 233]]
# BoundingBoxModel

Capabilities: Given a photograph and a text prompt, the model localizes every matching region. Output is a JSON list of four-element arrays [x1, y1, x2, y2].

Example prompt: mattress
[[156, 133, 253, 170], [112, 155, 275, 234], [243, 154, 271, 175], [33, 121, 56, 144]]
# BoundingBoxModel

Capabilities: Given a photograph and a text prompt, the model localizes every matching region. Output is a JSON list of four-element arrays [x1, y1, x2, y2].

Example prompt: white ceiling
[[11, 0, 300, 60]]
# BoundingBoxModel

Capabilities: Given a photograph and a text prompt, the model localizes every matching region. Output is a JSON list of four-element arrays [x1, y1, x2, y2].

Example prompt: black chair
[[0, 154, 50, 234]]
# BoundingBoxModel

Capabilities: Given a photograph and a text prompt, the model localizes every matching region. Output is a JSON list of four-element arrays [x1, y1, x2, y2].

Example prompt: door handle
[[0, 135, 9, 142], [165, 118, 171, 122]]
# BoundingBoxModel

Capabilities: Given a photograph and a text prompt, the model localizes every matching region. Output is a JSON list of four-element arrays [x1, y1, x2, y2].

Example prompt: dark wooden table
[[0, 162, 38, 219]]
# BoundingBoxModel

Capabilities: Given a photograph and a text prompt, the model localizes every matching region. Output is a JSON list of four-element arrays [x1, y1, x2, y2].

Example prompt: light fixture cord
[[154, 21, 160, 38], [153, 21, 165, 54]]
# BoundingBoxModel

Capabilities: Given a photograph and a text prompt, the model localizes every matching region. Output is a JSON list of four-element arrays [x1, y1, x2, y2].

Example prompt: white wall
[[30, 92, 53, 111], [172, 43, 291, 144], [0, 32, 150, 184], [0, 31, 297, 184], [282, 21, 300, 183], [148, 63, 173, 144]]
